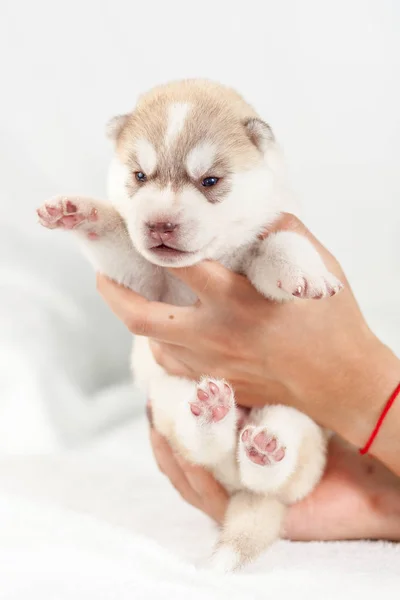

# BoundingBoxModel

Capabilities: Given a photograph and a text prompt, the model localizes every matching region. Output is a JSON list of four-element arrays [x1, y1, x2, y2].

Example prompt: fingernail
[[146, 401, 154, 428]]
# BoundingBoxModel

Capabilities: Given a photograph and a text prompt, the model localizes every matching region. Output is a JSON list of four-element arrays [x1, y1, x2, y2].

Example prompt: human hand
[[149, 417, 400, 542], [97, 213, 400, 472]]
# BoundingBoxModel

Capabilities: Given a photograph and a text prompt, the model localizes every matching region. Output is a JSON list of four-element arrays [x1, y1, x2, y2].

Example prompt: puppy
[[37, 79, 342, 572]]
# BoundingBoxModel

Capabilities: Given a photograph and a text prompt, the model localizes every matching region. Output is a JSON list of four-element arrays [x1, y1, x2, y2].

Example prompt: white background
[[0, 0, 399, 448]]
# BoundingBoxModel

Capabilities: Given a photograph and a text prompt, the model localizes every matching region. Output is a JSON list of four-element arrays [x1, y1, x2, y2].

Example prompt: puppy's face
[[107, 87, 280, 267]]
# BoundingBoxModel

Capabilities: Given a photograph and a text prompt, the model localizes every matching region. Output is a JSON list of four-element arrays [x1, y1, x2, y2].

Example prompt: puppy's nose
[[146, 221, 179, 242], [147, 221, 178, 234]]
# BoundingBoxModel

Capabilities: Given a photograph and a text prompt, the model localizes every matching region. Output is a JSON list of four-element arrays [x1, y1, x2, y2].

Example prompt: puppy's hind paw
[[189, 378, 234, 424]]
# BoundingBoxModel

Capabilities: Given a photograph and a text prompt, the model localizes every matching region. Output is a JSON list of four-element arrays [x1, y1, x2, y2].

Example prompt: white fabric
[[0, 417, 399, 599]]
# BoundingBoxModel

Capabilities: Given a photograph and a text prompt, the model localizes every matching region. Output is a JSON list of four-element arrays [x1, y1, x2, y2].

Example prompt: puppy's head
[[107, 80, 283, 267]]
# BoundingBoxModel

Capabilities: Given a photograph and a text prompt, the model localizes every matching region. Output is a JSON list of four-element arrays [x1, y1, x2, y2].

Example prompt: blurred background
[[1, 0, 399, 453]]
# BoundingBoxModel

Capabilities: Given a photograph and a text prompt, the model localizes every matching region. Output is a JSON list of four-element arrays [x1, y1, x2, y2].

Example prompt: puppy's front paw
[[248, 231, 344, 302], [37, 196, 104, 239]]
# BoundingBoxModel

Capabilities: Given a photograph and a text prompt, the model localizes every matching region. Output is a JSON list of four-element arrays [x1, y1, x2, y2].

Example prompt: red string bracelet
[[359, 381, 400, 455]]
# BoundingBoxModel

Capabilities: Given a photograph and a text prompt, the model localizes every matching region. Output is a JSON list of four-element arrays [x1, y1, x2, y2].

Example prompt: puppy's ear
[[106, 114, 130, 141], [244, 118, 275, 153]]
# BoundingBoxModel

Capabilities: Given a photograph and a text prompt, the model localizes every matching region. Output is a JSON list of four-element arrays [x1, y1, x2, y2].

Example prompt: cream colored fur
[[37, 79, 342, 572]]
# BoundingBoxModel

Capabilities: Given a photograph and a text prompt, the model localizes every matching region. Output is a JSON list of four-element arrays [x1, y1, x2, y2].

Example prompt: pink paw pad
[[37, 197, 99, 240], [190, 379, 233, 423], [241, 426, 286, 466]]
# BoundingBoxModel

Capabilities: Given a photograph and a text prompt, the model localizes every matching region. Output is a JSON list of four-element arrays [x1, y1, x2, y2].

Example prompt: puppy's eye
[[201, 176, 219, 187], [135, 171, 147, 183]]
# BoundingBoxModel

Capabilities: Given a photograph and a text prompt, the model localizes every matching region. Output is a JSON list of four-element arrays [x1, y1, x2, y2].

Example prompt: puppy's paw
[[277, 268, 343, 300], [240, 426, 286, 466], [190, 378, 234, 424], [248, 231, 344, 302], [238, 419, 298, 493], [37, 196, 107, 240]]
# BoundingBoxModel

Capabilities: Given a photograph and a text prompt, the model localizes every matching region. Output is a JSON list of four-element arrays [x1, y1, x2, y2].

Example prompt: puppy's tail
[[209, 491, 285, 573]]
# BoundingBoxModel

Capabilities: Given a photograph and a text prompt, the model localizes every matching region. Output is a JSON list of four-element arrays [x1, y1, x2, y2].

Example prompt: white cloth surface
[[0, 416, 399, 600]]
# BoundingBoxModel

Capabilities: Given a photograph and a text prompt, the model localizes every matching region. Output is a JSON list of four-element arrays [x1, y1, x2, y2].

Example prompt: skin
[[97, 214, 400, 539], [149, 420, 400, 541]]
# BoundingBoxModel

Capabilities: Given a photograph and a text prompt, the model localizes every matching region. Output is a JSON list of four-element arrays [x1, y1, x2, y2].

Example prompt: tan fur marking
[[115, 79, 267, 201]]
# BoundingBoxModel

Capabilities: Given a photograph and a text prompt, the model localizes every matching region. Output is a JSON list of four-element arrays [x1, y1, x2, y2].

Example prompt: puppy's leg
[[132, 336, 237, 472], [154, 376, 237, 467], [210, 491, 286, 572], [37, 195, 161, 297], [238, 405, 327, 502], [246, 230, 343, 301], [134, 338, 237, 467], [177, 377, 238, 467]]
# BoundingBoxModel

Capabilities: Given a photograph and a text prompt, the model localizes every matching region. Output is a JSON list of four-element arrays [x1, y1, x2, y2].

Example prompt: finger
[[150, 429, 200, 507], [166, 261, 248, 302], [150, 428, 177, 475], [150, 340, 195, 378], [175, 454, 229, 523], [97, 274, 194, 343], [146, 400, 153, 427], [176, 454, 228, 499], [258, 213, 319, 246], [258, 213, 308, 239]]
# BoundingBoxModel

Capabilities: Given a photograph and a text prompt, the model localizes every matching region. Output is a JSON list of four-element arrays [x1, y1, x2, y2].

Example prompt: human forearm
[[289, 332, 400, 474]]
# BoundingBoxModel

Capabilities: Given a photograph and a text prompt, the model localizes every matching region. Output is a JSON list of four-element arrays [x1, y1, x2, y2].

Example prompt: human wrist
[[291, 332, 400, 469], [339, 337, 400, 463], [361, 343, 400, 475]]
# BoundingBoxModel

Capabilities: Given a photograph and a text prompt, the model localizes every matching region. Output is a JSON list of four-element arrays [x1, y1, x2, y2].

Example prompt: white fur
[[186, 142, 217, 179], [209, 546, 240, 573], [38, 83, 341, 572], [165, 102, 190, 147], [134, 138, 158, 176], [215, 493, 286, 570], [246, 230, 342, 301], [106, 114, 129, 139], [238, 405, 324, 496], [107, 158, 132, 221], [109, 157, 283, 269], [175, 378, 237, 468]]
